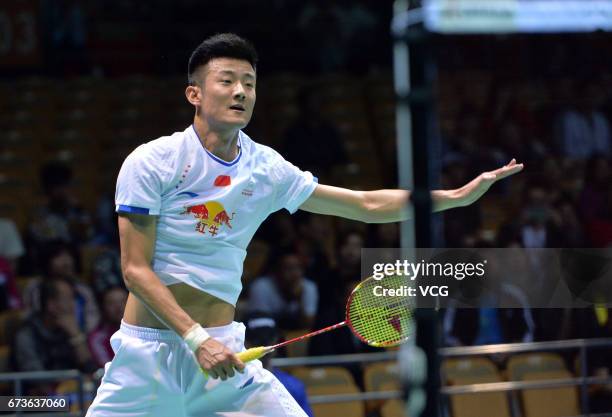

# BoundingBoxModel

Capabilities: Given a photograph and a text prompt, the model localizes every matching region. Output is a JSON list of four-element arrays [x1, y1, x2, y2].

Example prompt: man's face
[[193, 58, 256, 131], [277, 255, 303, 289], [49, 281, 75, 316], [340, 234, 363, 266], [49, 250, 76, 279]]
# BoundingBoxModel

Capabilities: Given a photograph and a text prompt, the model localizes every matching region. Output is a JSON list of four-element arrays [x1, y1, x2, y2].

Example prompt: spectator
[[87, 286, 128, 368], [368, 223, 400, 248], [443, 282, 535, 347], [334, 230, 364, 283], [244, 313, 314, 417], [584, 186, 612, 247], [23, 241, 100, 332], [26, 162, 93, 274], [579, 155, 611, 222], [249, 250, 318, 329], [320, 229, 364, 301], [256, 211, 298, 251], [550, 197, 586, 248], [309, 279, 377, 357], [0, 218, 25, 274], [90, 248, 124, 296], [12, 278, 97, 393], [0, 257, 22, 311], [532, 308, 573, 342], [0, 216, 24, 310], [91, 194, 119, 246], [518, 185, 563, 248], [554, 81, 611, 159], [294, 213, 333, 285]]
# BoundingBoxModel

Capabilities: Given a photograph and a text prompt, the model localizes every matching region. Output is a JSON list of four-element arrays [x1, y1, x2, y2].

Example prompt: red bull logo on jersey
[[181, 201, 235, 236]]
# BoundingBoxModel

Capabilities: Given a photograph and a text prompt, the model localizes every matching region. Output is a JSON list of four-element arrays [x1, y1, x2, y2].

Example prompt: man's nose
[[233, 84, 246, 101]]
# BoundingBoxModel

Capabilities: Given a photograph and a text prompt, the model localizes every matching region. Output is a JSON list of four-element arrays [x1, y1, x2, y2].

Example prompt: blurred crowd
[[1, 66, 611, 399], [439, 71, 612, 248], [34, 0, 390, 77], [0, 2, 611, 410]]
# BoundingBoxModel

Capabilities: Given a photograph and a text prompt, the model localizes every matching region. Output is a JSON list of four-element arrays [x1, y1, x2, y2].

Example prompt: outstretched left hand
[[456, 159, 524, 207]]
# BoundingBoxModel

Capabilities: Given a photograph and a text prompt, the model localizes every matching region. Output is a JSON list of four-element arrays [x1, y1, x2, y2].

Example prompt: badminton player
[[86, 33, 523, 416]]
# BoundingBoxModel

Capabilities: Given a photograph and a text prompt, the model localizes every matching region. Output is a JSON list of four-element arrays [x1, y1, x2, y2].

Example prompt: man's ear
[[185, 84, 201, 106]]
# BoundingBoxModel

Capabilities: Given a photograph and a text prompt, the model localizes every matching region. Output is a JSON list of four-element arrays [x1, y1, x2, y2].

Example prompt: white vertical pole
[[393, 0, 416, 250]]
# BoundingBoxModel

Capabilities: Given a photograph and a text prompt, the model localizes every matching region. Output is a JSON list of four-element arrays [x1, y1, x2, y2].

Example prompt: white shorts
[[86, 321, 307, 417]]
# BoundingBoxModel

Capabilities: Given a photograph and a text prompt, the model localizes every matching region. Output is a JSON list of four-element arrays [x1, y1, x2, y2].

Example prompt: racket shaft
[[271, 321, 347, 350]]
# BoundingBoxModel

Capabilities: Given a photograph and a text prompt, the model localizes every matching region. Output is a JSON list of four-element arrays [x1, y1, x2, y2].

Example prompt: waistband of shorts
[[119, 320, 242, 342]]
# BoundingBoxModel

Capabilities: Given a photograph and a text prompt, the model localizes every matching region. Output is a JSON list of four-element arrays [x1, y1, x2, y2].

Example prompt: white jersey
[[115, 125, 317, 305]]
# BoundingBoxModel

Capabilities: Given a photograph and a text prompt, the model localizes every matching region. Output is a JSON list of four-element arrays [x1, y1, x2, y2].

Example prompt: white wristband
[[183, 323, 210, 352]]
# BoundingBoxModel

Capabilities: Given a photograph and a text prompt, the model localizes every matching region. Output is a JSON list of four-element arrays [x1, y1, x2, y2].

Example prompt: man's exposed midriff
[[122, 283, 235, 330]]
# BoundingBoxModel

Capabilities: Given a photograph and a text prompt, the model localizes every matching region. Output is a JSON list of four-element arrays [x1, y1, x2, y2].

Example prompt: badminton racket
[[237, 274, 415, 363]]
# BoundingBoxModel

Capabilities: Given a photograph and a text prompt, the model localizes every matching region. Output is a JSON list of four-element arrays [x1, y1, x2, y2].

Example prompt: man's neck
[[193, 117, 240, 162]]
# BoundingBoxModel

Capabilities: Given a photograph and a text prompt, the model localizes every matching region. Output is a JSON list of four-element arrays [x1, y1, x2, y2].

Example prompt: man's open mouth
[[229, 105, 245, 111]]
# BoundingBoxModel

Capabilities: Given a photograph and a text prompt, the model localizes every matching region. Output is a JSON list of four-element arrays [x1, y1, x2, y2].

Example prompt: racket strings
[[347, 276, 415, 347]]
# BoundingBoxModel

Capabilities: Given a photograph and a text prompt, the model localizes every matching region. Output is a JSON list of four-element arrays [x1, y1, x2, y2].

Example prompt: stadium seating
[[447, 374, 511, 417], [291, 366, 357, 389], [442, 358, 511, 417], [282, 329, 311, 358], [507, 353, 567, 381], [364, 361, 401, 392], [363, 361, 401, 413], [380, 397, 407, 417], [308, 384, 365, 417], [441, 357, 500, 384], [520, 370, 580, 417], [379, 381, 406, 417], [241, 239, 270, 286]]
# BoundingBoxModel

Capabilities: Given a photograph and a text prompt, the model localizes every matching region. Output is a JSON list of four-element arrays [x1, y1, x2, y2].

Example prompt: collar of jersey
[[191, 124, 242, 167]]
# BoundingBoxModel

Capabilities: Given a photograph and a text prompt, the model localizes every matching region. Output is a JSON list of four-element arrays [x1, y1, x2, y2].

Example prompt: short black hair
[[264, 247, 300, 274], [40, 240, 79, 278], [40, 278, 73, 312], [187, 33, 258, 85]]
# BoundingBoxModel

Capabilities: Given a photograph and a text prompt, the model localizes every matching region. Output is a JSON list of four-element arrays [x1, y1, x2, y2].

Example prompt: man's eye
[[222, 80, 231, 84], [246, 83, 254, 88]]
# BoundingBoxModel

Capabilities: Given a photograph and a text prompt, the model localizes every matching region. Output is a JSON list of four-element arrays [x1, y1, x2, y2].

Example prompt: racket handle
[[199, 346, 271, 378], [237, 346, 272, 362]]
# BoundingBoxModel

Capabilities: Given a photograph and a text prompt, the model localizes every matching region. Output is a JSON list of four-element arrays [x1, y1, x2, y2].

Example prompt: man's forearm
[[302, 161, 522, 224], [362, 188, 462, 223], [123, 267, 197, 337], [431, 189, 464, 212]]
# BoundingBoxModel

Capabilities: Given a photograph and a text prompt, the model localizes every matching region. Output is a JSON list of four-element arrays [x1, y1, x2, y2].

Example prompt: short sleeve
[[248, 277, 277, 314], [115, 145, 166, 215], [269, 156, 318, 214], [302, 279, 318, 317], [0, 219, 25, 259]]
